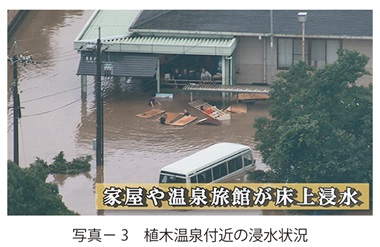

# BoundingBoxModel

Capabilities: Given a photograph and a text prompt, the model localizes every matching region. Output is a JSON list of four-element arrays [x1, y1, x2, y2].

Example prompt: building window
[[277, 39, 293, 68], [293, 39, 309, 65], [277, 38, 341, 69]]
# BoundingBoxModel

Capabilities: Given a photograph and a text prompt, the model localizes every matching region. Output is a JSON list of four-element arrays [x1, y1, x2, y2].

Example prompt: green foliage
[[254, 50, 372, 183], [8, 152, 92, 215], [48, 151, 91, 174], [8, 160, 78, 215]]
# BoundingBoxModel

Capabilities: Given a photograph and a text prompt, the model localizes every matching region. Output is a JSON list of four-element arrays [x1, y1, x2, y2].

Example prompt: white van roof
[[160, 142, 251, 175]]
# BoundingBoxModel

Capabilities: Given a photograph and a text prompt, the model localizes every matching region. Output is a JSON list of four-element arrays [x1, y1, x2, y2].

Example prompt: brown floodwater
[[7, 10, 270, 215]]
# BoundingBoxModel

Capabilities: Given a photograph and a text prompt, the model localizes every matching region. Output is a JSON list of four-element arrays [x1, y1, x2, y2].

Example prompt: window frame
[[277, 38, 342, 70]]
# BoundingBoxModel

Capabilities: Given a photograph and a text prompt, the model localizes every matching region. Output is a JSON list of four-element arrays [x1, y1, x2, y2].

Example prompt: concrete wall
[[234, 36, 279, 85], [233, 36, 372, 86], [234, 36, 267, 84]]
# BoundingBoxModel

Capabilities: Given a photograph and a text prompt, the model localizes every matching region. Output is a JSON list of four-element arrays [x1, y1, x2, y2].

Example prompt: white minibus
[[159, 142, 255, 184]]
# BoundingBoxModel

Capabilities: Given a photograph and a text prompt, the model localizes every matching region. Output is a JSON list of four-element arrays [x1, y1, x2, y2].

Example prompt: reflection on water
[[8, 10, 270, 215]]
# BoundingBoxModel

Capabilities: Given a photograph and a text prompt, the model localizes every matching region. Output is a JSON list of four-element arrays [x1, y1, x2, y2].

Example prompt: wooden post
[[156, 58, 160, 93], [81, 75, 87, 97]]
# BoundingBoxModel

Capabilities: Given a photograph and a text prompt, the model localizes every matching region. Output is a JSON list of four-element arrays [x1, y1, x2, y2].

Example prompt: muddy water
[[7, 10, 270, 215]]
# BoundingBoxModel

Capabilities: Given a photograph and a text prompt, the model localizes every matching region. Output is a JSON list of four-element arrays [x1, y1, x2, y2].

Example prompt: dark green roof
[[131, 10, 372, 38]]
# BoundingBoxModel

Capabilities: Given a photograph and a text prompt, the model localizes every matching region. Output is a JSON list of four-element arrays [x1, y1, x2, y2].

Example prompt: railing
[[162, 79, 222, 86], [183, 83, 270, 94]]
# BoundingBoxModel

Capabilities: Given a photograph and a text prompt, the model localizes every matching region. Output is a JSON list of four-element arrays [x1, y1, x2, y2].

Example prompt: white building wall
[[234, 36, 279, 85], [234, 36, 266, 84]]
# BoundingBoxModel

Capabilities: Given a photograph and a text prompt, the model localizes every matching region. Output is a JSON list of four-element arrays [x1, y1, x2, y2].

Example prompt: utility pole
[[269, 10, 274, 84], [8, 41, 38, 166], [95, 27, 104, 166], [11, 53, 20, 165], [9, 40, 21, 165]]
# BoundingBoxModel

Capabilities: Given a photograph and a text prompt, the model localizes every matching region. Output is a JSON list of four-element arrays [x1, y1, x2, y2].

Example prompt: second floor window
[[277, 38, 341, 69]]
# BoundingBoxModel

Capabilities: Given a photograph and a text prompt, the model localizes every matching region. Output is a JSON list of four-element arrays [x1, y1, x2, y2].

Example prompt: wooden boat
[[225, 103, 247, 113], [136, 108, 166, 119], [188, 99, 231, 121], [154, 112, 182, 124], [197, 117, 221, 126], [154, 112, 197, 127], [170, 116, 198, 127]]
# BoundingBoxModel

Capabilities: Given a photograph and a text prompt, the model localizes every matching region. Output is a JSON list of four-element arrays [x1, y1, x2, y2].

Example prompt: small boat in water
[[188, 99, 231, 121], [197, 117, 221, 126]]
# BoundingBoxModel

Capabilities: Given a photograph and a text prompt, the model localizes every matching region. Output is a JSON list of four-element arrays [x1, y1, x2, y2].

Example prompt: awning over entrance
[[76, 51, 157, 77], [77, 36, 238, 56]]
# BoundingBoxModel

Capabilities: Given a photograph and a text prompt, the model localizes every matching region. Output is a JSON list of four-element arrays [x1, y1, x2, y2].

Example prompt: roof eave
[[129, 28, 269, 39], [275, 34, 373, 40], [129, 28, 372, 40], [74, 10, 100, 43]]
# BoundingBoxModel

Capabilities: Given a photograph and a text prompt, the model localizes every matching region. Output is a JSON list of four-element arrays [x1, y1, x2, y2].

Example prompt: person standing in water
[[149, 94, 161, 108]]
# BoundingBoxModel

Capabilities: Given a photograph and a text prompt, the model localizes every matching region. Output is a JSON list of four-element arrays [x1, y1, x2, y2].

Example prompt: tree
[[8, 159, 78, 215], [254, 49, 372, 184], [48, 151, 91, 174]]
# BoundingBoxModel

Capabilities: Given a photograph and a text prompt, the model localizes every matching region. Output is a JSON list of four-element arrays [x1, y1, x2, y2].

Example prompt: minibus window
[[228, 157, 242, 173], [159, 174, 186, 183], [159, 174, 168, 183], [243, 153, 253, 166], [197, 169, 212, 183], [212, 163, 227, 180]]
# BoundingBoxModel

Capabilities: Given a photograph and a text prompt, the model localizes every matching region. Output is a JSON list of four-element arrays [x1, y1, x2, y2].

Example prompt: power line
[[21, 54, 79, 66], [22, 98, 80, 117], [48, 54, 80, 63], [22, 82, 95, 103], [10, 37, 45, 43], [53, 49, 79, 57], [10, 46, 80, 69], [22, 89, 94, 118], [8, 41, 17, 57]]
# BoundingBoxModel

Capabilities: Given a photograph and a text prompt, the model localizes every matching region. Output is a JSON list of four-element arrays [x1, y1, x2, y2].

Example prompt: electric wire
[[9, 40, 80, 69], [11, 37, 45, 43], [52, 48, 79, 58], [22, 82, 95, 103], [8, 41, 17, 57], [48, 54, 81, 63], [22, 89, 94, 118]]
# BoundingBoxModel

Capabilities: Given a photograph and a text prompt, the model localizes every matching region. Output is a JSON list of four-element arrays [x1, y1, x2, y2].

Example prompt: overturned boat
[[196, 117, 221, 126], [188, 99, 231, 121]]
